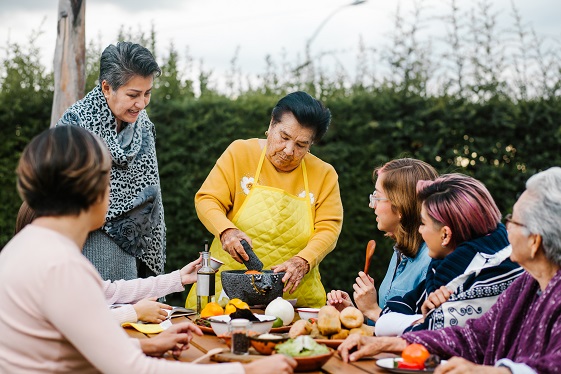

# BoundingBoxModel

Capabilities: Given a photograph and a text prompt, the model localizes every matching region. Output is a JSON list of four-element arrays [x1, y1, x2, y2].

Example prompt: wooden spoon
[[363, 240, 376, 274], [191, 347, 229, 364]]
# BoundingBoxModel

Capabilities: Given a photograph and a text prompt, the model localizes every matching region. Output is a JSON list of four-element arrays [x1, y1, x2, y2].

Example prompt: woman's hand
[[220, 228, 253, 263], [326, 289, 355, 311], [140, 322, 202, 358], [353, 271, 381, 321], [180, 256, 202, 285], [271, 256, 310, 294], [434, 357, 509, 374], [422, 286, 452, 318], [133, 298, 172, 323], [338, 334, 407, 362]]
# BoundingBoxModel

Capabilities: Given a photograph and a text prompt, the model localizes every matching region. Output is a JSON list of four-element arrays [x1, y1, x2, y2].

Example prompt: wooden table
[[123, 316, 397, 373]]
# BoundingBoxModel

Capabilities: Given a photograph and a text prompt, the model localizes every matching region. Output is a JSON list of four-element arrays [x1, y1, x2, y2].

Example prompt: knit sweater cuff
[[111, 305, 138, 324]]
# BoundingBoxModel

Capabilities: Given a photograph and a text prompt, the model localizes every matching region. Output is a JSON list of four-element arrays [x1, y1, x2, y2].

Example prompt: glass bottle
[[196, 240, 215, 316], [229, 318, 252, 355]]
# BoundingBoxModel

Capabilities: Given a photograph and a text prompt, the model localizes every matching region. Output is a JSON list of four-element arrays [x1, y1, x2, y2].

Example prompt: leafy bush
[[1, 1, 560, 306]]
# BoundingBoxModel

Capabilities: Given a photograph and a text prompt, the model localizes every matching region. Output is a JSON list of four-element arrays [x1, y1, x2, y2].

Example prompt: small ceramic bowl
[[207, 314, 277, 336], [210, 257, 224, 271], [296, 307, 320, 321], [249, 333, 289, 355], [218, 331, 259, 348]]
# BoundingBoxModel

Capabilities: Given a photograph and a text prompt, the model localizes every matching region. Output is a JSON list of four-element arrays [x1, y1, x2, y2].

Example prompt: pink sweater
[[0, 225, 243, 373], [104, 270, 185, 324]]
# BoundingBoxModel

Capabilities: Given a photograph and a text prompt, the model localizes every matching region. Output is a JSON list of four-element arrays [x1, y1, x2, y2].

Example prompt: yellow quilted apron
[[186, 146, 326, 308]]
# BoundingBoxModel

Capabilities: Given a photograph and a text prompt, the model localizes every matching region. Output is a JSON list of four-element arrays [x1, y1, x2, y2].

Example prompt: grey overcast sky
[[1, 0, 560, 87]]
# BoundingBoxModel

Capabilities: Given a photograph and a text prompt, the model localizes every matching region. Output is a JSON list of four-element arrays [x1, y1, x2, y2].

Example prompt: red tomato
[[402, 343, 430, 366], [397, 360, 424, 370]]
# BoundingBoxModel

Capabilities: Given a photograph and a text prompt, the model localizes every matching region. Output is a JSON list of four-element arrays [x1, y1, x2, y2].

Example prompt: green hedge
[[2, 84, 560, 306], [2, 30, 561, 306]]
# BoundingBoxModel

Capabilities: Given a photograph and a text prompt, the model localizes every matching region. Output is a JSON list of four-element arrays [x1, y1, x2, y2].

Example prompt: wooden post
[[50, 0, 86, 127]]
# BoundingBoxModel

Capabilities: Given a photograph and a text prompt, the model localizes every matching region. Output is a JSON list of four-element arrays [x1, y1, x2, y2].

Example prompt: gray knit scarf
[[57, 85, 166, 275]]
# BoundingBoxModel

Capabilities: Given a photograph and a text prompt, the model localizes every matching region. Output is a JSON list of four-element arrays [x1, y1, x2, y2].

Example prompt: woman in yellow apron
[[186, 92, 343, 308]]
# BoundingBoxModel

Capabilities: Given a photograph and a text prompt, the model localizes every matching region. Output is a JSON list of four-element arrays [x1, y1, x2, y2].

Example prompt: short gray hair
[[520, 167, 561, 266], [99, 41, 161, 90]]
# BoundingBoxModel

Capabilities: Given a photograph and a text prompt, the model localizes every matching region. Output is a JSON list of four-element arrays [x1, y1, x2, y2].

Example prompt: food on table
[[272, 317, 284, 328], [398, 343, 431, 369], [339, 306, 364, 329], [309, 322, 327, 339], [265, 297, 295, 326], [287, 305, 374, 340], [330, 329, 349, 340], [229, 307, 260, 322], [200, 302, 224, 318], [250, 333, 289, 355], [397, 360, 425, 369], [349, 324, 373, 336], [217, 297, 229, 308], [275, 335, 330, 357], [194, 318, 211, 327], [317, 305, 341, 335], [244, 270, 262, 274], [224, 298, 250, 314], [424, 354, 442, 369], [288, 319, 313, 339]]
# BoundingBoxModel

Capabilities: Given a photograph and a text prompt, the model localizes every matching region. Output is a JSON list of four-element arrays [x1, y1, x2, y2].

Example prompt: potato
[[288, 319, 312, 339], [317, 305, 341, 336], [330, 329, 349, 340], [349, 324, 374, 336], [339, 306, 364, 329], [309, 323, 328, 339]]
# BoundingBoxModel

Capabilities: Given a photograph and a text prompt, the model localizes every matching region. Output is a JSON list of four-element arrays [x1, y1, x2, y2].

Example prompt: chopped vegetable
[[275, 335, 330, 357], [194, 318, 211, 327], [397, 360, 424, 369]]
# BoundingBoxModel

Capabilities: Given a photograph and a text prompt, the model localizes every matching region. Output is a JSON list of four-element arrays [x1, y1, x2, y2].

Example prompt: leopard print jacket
[[57, 85, 165, 275]]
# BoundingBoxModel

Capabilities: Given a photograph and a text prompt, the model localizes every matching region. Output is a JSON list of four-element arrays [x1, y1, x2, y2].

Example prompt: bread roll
[[330, 329, 350, 340], [349, 324, 374, 336], [317, 305, 341, 336], [288, 319, 312, 339], [339, 306, 364, 329], [310, 323, 328, 339]]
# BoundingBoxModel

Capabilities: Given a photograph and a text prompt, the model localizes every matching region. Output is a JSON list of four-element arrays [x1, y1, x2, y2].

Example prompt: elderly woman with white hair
[[338, 167, 561, 373]]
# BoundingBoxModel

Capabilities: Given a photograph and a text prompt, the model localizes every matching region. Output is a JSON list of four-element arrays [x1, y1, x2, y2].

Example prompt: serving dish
[[249, 333, 290, 355], [207, 314, 276, 335], [296, 307, 320, 320], [313, 338, 344, 349], [291, 348, 335, 372], [375, 357, 448, 373]]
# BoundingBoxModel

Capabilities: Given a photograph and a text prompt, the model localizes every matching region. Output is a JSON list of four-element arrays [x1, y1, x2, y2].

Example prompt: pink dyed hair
[[417, 173, 501, 249]]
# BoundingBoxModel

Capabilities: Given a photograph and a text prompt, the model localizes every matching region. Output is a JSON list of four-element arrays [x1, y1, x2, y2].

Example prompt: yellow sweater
[[195, 138, 343, 268]]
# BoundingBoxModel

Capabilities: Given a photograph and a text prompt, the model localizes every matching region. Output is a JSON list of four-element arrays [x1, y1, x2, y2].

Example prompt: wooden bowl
[[218, 331, 259, 348], [292, 349, 335, 372], [249, 333, 289, 355]]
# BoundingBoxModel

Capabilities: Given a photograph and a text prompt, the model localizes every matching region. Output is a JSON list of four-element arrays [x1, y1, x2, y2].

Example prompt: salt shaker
[[229, 318, 252, 355]]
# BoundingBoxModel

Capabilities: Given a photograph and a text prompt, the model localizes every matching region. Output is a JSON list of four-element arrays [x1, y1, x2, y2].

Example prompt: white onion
[[265, 297, 295, 326]]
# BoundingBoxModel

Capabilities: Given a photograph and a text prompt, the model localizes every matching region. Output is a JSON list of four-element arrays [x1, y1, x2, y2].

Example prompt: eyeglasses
[[369, 190, 389, 208], [504, 213, 526, 229]]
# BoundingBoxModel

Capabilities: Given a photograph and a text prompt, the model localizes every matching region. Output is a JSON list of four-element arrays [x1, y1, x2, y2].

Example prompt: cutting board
[[211, 348, 266, 363]]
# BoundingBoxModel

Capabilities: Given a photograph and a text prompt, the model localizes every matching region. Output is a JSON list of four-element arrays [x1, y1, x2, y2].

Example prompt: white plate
[[376, 357, 447, 373]]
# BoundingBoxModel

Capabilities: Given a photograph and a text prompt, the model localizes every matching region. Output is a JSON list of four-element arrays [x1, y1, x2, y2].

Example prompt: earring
[[265, 130, 269, 136]]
